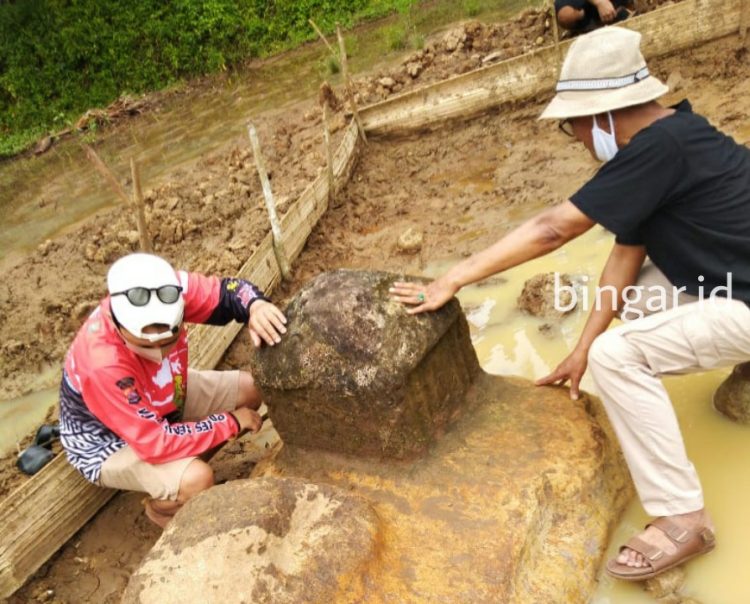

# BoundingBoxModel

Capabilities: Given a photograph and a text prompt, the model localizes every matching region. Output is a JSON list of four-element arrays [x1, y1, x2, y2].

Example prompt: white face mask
[[125, 341, 167, 364], [591, 112, 618, 163]]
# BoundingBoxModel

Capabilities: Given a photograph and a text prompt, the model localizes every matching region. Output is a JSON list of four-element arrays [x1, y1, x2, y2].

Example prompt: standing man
[[391, 26, 750, 580], [60, 253, 287, 527]]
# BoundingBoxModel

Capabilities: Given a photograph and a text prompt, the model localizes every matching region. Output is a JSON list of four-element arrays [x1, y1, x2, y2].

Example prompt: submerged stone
[[122, 477, 380, 604], [250, 269, 481, 459], [517, 272, 576, 318], [713, 362, 750, 423]]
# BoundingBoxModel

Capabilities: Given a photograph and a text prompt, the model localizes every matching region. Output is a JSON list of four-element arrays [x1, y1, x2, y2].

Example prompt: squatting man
[[59, 253, 287, 528], [391, 27, 750, 581]]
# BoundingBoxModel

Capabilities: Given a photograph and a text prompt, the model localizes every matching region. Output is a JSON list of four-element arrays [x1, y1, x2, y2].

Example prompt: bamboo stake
[[321, 101, 336, 206], [246, 123, 291, 280], [129, 158, 153, 253], [336, 25, 368, 144], [549, 0, 563, 65], [84, 145, 132, 207], [84, 145, 152, 252], [308, 19, 338, 58]]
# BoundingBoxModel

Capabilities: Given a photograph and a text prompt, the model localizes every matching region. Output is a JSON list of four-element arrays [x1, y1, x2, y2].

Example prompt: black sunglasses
[[558, 119, 575, 137], [111, 285, 183, 307]]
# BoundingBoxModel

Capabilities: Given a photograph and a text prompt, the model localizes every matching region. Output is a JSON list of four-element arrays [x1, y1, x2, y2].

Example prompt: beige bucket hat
[[540, 26, 668, 120]]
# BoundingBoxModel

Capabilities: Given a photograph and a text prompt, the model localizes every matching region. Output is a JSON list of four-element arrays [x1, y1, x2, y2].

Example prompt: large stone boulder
[[250, 269, 481, 459], [256, 377, 633, 603], [122, 477, 380, 604], [713, 362, 750, 423]]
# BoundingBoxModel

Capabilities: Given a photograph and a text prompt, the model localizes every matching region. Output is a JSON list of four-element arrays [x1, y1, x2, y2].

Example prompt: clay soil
[[3, 3, 748, 603]]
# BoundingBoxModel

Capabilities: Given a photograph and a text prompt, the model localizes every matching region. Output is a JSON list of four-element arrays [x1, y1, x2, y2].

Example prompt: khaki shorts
[[99, 369, 240, 501]]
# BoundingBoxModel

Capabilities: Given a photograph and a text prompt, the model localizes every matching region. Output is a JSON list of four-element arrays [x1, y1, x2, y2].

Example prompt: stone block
[[250, 269, 481, 458]]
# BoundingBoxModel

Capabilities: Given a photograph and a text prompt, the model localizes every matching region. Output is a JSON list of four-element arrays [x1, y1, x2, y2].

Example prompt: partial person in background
[[392, 27, 750, 581], [59, 253, 287, 527], [555, 0, 631, 33]]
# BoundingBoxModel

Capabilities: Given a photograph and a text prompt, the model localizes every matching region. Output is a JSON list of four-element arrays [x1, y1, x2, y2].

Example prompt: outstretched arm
[[536, 242, 646, 399], [390, 200, 595, 313]]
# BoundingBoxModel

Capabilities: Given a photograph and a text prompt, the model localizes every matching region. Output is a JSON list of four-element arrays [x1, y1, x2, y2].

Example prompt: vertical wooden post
[[336, 25, 368, 144], [549, 0, 563, 66], [741, 0, 749, 43], [84, 145, 152, 253], [308, 19, 338, 57], [246, 123, 291, 280], [321, 101, 335, 206], [130, 158, 153, 253]]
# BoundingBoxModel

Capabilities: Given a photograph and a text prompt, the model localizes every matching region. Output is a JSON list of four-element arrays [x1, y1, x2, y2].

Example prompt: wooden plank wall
[[0, 120, 361, 599], [359, 0, 741, 136]]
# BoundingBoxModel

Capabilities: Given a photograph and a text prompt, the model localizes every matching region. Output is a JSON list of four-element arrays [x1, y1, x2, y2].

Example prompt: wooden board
[[0, 456, 116, 598], [0, 121, 362, 600], [190, 121, 359, 370], [360, 0, 741, 136]]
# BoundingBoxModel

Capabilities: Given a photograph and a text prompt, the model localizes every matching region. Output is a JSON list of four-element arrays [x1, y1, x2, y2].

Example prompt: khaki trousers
[[99, 369, 240, 501], [588, 262, 750, 516]]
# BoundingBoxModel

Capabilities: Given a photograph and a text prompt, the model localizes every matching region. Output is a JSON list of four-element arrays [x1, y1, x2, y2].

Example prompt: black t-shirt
[[571, 100, 750, 302]]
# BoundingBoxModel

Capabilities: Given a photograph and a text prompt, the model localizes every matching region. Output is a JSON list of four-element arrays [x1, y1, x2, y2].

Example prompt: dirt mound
[[351, 0, 678, 105]]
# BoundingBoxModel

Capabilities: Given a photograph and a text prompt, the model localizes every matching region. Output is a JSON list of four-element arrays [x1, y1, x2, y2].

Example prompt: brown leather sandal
[[605, 516, 716, 581]]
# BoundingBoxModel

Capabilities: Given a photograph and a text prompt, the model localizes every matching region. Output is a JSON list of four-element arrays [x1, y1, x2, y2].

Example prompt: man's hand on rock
[[536, 347, 589, 400], [389, 278, 458, 315], [233, 407, 263, 433], [248, 300, 287, 347]]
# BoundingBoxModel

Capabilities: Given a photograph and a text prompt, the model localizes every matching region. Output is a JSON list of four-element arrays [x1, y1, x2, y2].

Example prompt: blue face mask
[[592, 112, 618, 163]]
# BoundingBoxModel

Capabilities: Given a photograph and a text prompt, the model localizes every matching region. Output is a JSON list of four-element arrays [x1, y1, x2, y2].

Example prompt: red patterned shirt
[[60, 272, 264, 483]]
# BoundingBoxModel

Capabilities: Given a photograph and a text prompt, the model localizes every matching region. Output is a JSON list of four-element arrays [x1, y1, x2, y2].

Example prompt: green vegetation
[[462, 0, 483, 18], [0, 0, 540, 157], [0, 0, 424, 157]]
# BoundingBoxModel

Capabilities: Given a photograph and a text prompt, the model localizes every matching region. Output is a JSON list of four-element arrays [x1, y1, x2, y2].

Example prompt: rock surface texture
[[713, 361, 750, 423], [517, 272, 576, 318], [122, 477, 380, 604], [250, 269, 481, 458]]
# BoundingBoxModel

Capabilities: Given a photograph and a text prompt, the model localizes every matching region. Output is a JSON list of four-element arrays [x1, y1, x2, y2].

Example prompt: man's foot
[[606, 510, 716, 581], [142, 497, 179, 529]]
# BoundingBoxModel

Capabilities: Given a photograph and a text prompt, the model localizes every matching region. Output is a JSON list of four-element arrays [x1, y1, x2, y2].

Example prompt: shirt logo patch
[[115, 377, 142, 405], [173, 374, 185, 414], [237, 283, 256, 308]]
